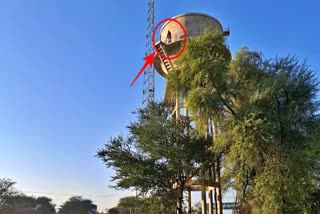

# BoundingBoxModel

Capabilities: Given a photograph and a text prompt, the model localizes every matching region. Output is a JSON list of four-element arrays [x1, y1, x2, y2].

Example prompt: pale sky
[[0, 0, 319, 211]]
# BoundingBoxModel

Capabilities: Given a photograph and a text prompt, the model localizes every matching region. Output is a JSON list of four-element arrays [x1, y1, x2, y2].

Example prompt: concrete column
[[186, 189, 192, 214], [215, 161, 223, 214], [201, 189, 207, 214], [212, 122, 223, 214], [176, 93, 180, 120], [208, 190, 214, 214], [208, 167, 214, 214]]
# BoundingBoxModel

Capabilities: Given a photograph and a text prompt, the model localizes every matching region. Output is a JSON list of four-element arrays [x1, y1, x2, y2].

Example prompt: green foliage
[[167, 30, 233, 134], [58, 196, 97, 214], [220, 50, 320, 213], [117, 196, 141, 209], [36, 197, 56, 214], [107, 207, 119, 214], [0, 178, 56, 214], [310, 187, 320, 213], [97, 102, 212, 212], [139, 196, 171, 214], [113, 196, 170, 214], [167, 29, 320, 213], [0, 178, 17, 212], [4, 195, 56, 214]]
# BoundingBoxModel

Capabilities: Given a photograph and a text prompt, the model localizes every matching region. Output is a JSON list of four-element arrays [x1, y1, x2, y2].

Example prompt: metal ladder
[[155, 42, 174, 73]]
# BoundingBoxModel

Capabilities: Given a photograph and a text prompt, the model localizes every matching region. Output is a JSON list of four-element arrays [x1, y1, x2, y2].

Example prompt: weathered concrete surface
[[160, 13, 224, 44], [153, 12, 230, 77]]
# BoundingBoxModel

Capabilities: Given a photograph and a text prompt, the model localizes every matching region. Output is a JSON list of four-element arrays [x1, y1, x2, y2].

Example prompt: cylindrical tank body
[[153, 12, 230, 77], [160, 13, 224, 43]]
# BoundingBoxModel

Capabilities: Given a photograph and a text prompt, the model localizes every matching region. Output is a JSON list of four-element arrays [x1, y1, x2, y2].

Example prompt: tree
[[0, 178, 17, 212], [116, 196, 142, 214], [5, 195, 37, 214], [138, 196, 170, 214], [97, 102, 212, 214], [167, 29, 232, 214], [117, 196, 140, 208], [58, 196, 97, 214], [0, 178, 56, 213], [168, 29, 320, 213], [115, 196, 169, 214], [35, 196, 56, 214], [107, 207, 119, 214], [4, 195, 56, 214], [218, 49, 320, 213]]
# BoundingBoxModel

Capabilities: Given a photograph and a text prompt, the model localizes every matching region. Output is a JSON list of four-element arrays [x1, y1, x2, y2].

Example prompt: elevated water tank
[[153, 12, 230, 77]]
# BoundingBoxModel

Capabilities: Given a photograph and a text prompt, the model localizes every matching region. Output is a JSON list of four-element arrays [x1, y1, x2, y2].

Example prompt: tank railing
[[158, 32, 196, 44], [159, 31, 221, 43], [156, 31, 230, 49], [223, 27, 230, 36]]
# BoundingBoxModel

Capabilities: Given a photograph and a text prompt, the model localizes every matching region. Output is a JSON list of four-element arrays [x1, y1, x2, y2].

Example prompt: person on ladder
[[166, 30, 172, 43]]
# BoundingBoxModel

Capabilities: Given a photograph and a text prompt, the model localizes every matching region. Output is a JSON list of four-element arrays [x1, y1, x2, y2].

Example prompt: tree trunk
[[210, 123, 218, 214], [212, 122, 223, 214], [176, 186, 184, 214], [215, 157, 223, 214]]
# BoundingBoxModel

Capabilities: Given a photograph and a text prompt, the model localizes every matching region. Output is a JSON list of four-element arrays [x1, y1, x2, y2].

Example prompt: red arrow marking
[[130, 52, 155, 87]]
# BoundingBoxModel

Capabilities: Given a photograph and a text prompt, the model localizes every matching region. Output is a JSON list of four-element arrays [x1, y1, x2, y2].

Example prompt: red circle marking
[[152, 18, 188, 61]]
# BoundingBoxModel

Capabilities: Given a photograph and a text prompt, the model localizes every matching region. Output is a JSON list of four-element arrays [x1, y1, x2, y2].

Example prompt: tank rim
[[160, 12, 224, 33]]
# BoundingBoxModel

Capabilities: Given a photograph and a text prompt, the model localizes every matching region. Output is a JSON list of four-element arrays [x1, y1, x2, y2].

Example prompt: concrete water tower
[[153, 12, 230, 77], [153, 13, 231, 214], [153, 12, 230, 107]]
